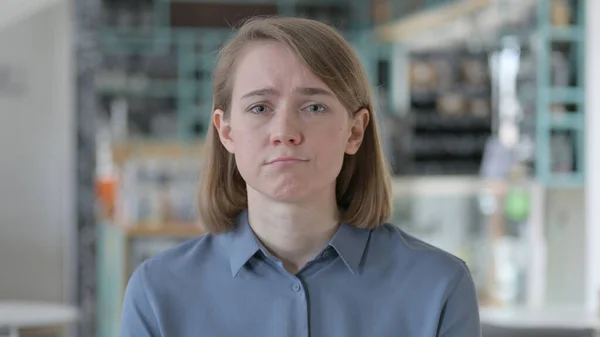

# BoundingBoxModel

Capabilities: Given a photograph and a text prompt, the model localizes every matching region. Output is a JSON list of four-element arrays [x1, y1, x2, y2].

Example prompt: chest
[[158, 273, 444, 337]]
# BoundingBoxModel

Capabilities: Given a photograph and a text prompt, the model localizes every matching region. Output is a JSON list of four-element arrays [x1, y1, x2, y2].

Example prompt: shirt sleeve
[[437, 265, 482, 337], [119, 263, 161, 337]]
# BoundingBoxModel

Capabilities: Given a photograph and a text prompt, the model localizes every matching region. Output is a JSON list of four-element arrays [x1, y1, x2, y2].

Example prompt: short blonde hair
[[198, 17, 392, 233]]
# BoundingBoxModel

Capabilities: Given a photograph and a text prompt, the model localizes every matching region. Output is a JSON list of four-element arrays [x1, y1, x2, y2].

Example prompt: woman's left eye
[[303, 104, 326, 113]]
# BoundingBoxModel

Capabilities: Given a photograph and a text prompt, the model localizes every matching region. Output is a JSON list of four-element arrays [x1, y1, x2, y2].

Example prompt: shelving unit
[[96, 0, 391, 140], [370, 0, 587, 184], [97, 26, 234, 139], [405, 51, 492, 175], [535, 0, 586, 187]]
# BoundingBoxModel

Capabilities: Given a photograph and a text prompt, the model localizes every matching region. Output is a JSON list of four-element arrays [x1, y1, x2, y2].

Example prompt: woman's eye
[[250, 105, 269, 114], [304, 104, 325, 113]]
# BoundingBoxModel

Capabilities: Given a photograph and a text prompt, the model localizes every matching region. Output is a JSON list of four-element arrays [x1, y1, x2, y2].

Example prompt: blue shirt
[[120, 210, 481, 337]]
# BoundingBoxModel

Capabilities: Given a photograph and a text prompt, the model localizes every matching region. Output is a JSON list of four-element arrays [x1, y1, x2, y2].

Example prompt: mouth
[[265, 157, 308, 165]]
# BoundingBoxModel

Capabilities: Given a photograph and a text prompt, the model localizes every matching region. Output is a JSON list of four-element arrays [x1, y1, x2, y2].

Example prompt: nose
[[269, 109, 303, 146]]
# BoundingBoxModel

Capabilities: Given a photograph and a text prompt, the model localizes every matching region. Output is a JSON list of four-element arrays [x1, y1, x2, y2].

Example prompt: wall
[[0, 0, 63, 31], [539, 0, 600, 309], [544, 189, 586, 305], [0, 1, 74, 303], [585, 0, 600, 312]]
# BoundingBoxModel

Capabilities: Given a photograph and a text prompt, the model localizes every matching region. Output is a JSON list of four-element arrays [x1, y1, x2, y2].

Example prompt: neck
[[247, 186, 340, 274]]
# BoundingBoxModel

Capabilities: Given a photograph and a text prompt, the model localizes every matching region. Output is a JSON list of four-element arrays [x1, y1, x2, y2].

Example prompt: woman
[[120, 17, 481, 337]]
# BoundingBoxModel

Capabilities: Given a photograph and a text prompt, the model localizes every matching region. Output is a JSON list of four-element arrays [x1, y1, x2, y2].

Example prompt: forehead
[[232, 41, 330, 96]]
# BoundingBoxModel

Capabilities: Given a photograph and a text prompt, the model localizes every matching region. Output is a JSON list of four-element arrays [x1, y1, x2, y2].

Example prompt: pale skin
[[214, 41, 369, 274]]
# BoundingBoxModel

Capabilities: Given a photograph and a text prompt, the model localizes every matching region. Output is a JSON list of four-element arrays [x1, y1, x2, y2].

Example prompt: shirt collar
[[226, 209, 371, 277], [328, 222, 371, 274], [227, 210, 261, 277]]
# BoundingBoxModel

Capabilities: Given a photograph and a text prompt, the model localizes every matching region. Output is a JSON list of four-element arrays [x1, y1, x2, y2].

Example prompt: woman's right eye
[[250, 105, 269, 114]]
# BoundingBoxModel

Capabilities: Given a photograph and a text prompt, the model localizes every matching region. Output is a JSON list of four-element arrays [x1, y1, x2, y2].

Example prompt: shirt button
[[322, 250, 332, 259], [292, 282, 302, 292]]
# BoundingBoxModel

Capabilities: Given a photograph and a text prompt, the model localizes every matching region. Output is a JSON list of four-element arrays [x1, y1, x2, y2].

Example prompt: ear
[[345, 108, 369, 155], [213, 109, 235, 153]]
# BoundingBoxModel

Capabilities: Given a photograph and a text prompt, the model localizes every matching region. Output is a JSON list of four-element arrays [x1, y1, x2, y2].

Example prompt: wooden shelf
[[111, 140, 205, 167], [122, 223, 206, 238], [391, 176, 511, 197], [376, 0, 490, 43]]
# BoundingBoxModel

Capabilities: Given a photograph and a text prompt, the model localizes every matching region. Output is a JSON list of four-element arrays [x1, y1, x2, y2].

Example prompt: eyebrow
[[241, 87, 334, 99]]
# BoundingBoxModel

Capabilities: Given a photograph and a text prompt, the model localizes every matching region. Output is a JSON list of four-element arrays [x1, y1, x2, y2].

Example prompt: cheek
[[311, 126, 349, 166], [229, 125, 264, 176], [230, 116, 262, 149], [232, 132, 256, 159], [317, 124, 348, 148]]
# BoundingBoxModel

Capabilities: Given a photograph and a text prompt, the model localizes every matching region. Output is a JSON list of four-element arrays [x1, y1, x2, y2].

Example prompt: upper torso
[[120, 211, 481, 337]]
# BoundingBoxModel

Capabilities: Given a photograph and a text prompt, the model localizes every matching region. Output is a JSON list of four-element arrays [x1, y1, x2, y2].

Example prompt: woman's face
[[214, 41, 368, 203]]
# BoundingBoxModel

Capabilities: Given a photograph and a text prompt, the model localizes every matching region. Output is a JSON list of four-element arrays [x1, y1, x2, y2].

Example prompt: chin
[[269, 184, 313, 203], [250, 180, 316, 203], [246, 175, 336, 204]]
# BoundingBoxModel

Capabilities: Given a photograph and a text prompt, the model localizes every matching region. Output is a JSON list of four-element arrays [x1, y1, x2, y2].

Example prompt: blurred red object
[[96, 177, 117, 219]]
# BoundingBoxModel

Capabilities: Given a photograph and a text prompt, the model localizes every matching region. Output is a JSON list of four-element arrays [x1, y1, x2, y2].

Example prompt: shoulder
[[368, 223, 471, 286], [367, 224, 480, 328], [121, 234, 229, 334], [372, 223, 468, 266], [131, 232, 229, 293]]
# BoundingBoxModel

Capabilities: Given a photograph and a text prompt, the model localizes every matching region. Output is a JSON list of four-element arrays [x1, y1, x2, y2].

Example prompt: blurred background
[[0, 0, 599, 336]]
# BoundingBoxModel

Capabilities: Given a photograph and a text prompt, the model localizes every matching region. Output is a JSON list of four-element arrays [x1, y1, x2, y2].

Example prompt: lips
[[266, 157, 308, 165]]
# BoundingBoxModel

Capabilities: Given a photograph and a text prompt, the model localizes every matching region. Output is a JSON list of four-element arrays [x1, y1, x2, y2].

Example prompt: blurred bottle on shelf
[[119, 157, 201, 226], [95, 126, 118, 220], [469, 98, 491, 117], [410, 59, 437, 93], [550, 131, 575, 173], [438, 93, 466, 116], [551, 0, 572, 27]]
